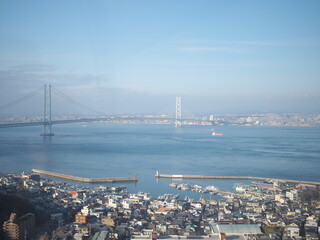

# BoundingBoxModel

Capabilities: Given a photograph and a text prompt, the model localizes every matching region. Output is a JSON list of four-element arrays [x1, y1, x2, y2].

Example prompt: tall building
[[3, 213, 35, 240], [75, 212, 87, 224]]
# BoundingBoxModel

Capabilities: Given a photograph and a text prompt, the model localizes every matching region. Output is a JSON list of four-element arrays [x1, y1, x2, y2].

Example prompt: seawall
[[32, 169, 138, 183], [156, 174, 320, 186]]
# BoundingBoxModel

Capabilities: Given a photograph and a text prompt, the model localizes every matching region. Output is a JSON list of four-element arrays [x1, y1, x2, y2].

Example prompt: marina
[[169, 182, 244, 198]]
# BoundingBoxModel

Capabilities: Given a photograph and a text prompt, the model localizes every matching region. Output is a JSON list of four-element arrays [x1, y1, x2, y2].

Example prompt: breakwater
[[156, 173, 320, 186], [32, 169, 138, 183]]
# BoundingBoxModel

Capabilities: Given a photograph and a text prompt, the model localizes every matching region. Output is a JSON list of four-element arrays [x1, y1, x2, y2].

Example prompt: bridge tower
[[41, 84, 54, 136], [175, 96, 182, 127]]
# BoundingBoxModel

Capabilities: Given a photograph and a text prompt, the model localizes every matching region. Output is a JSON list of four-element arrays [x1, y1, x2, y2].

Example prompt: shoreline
[[155, 173, 320, 186]]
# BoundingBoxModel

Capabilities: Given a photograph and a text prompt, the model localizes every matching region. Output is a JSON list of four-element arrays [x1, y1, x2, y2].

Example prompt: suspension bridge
[[0, 85, 202, 136], [0, 85, 117, 136]]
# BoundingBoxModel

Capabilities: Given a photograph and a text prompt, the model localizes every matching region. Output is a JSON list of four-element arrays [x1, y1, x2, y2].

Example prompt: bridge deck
[[32, 169, 138, 183]]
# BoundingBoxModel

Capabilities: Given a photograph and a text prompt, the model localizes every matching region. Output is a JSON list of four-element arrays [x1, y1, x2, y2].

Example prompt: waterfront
[[0, 123, 319, 198]]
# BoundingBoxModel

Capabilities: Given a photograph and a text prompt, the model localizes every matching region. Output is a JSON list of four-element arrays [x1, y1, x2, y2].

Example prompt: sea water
[[0, 123, 319, 198]]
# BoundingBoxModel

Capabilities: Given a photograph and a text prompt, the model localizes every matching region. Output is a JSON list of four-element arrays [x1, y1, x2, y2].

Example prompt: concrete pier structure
[[32, 169, 138, 183], [156, 173, 320, 186]]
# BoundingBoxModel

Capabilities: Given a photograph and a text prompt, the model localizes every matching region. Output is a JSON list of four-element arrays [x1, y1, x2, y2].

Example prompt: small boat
[[169, 183, 177, 188], [209, 128, 223, 136], [205, 185, 220, 192]]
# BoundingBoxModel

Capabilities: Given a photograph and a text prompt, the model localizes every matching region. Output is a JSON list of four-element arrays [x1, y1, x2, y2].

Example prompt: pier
[[32, 169, 138, 183], [156, 173, 320, 186]]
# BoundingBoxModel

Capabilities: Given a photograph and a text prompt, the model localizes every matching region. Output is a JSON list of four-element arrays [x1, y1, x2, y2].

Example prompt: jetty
[[155, 172, 320, 186], [32, 169, 138, 183]]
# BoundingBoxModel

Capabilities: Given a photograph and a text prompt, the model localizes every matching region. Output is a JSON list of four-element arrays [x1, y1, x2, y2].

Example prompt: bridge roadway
[[0, 116, 211, 129], [32, 169, 138, 183], [156, 174, 320, 186], [0, 117, 116, 128]]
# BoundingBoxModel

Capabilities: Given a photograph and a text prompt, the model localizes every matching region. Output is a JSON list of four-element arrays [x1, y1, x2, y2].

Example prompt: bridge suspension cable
[[51, 87, 106, 116], [0, 87, 44, 111]]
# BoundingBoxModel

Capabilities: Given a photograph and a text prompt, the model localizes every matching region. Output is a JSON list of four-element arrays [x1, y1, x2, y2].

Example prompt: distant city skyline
[[0, 1, 320, 115]]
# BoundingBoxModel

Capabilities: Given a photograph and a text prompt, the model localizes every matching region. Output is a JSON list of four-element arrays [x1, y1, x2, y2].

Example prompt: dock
[[156, 173, 320, 186], [32, 169, 138, 183]]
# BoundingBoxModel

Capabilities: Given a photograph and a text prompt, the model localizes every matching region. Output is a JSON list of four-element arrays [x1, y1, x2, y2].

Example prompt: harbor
[[156, 172, 320, 186], [2, 170, 319, 239], [31, 169, 138, 183], [169, 183, 244, 198]]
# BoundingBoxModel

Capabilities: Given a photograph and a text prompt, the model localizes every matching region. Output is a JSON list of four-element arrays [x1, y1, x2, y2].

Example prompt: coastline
[[155, 173, 320, 186]]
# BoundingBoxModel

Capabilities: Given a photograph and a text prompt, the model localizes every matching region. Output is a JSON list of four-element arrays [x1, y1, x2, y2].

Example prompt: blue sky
[[0, 0, 320, 115]]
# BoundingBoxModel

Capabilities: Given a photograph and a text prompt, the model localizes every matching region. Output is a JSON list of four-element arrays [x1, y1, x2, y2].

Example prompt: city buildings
[[0, 172, 319, 239], [3, 213, 35, 240]]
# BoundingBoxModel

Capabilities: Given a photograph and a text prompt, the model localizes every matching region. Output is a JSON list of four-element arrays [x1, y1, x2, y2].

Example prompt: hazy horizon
[[1, 1, 320, 116]]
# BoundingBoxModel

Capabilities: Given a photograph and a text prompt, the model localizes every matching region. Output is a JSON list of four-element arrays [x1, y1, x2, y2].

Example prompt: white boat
[[222, 194, 234, 199], [205, 186, 220, 192], [234, 183, 250, 192], [169, 183, 177, 188], [235, 186, 246, 192]]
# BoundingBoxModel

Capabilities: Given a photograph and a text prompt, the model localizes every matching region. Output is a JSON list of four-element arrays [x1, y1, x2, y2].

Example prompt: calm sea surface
[[0, 123, 319, 199]]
